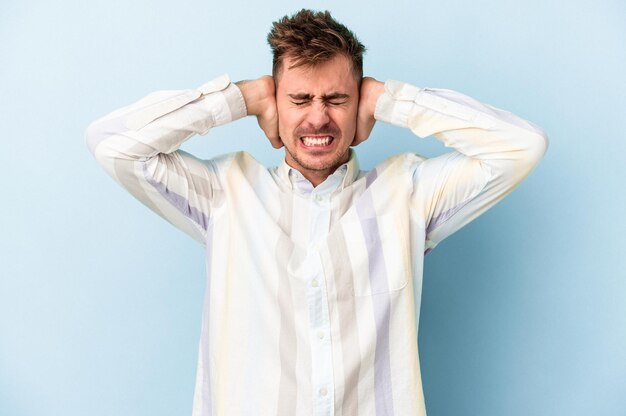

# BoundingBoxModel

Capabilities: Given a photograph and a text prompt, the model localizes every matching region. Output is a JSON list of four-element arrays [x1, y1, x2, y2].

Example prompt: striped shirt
[[85, 74, 548, 416]]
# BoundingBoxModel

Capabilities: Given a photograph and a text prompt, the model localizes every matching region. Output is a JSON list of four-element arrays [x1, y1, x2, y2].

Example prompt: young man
[[86, 9, 547, 416]]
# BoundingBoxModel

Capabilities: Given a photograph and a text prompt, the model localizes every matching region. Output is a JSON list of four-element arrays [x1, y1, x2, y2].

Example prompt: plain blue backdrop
[[1, 0, 625, 415]]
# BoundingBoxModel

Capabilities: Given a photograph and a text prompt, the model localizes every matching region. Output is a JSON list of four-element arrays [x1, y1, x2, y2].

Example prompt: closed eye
[[288, 93, 350, 107], [288, 93, 312, 106], [326, 100, 348, 106], [323, 93, 350, 106]]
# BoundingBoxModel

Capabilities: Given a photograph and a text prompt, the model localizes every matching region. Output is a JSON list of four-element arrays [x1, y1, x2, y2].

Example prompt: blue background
[[1, 0, 625, 415]]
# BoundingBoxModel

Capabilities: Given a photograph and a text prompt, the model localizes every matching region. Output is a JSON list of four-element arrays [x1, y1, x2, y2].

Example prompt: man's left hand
[[353, 77, 385, 146]]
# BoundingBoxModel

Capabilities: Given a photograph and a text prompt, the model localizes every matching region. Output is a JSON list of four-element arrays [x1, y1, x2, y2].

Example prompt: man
[[86, 9, 547, 416]]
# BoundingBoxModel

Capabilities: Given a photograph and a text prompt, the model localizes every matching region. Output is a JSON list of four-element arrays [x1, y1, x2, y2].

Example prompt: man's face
[[276, 54, 359, 181]]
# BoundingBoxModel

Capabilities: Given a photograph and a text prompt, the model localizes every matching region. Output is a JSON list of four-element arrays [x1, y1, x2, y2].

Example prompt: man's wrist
[[362, 78, 385, 119], [235, 76, 274, 116]]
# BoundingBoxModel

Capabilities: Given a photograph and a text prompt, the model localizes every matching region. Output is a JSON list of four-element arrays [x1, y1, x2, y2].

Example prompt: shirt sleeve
[[85, 74, 247, 244], [375, 80, 549, 252]]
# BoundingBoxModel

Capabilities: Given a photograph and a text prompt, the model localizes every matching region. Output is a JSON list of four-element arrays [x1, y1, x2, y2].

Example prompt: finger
[[352, 135, 367, 147], [267, 134, 283, 149], [353, 118, 375, 146]]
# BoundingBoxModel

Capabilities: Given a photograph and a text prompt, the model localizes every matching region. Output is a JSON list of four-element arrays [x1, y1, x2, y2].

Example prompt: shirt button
[[314, 194, 323, 202], [311, 279, 319, 288], [317, 331, 325, 340], [319, 387, 328, 397]]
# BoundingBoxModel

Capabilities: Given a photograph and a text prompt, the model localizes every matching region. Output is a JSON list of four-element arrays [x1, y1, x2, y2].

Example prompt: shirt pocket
[[341, 214, 410, 297]]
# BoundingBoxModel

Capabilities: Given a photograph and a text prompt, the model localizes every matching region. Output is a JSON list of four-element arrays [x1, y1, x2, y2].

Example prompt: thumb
[[353, 112, 375, 146], [258, 107, 282, 149]]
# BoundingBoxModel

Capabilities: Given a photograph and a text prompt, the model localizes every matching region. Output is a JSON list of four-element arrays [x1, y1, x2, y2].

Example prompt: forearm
[[85, 74, 247, 162], [84, 74, 247, 243], [375, 81, 549, 174], [375, 81, 549, 248]]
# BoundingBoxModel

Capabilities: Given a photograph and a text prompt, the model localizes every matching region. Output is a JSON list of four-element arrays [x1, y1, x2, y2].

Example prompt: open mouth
[[300, 135, 335, 148]]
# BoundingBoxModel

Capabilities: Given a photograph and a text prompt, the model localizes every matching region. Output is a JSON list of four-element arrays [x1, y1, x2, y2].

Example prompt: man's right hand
[[236, 76, 282, 149]]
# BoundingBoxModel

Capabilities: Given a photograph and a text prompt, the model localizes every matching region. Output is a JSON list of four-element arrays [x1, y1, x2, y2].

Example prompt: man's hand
[[353, 77, 385, 146], [236, 76, 282, 149]]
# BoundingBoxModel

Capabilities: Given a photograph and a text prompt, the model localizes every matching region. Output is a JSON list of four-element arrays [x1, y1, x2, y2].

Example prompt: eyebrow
[[287, 93, 350, 101]]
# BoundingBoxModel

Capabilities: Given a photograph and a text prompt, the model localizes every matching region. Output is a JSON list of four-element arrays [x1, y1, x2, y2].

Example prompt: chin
[[301, 151, 349, 172]]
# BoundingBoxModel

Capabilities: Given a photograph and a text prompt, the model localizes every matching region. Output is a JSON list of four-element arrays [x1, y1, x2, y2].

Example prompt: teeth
[[302, 136, 332, 146]]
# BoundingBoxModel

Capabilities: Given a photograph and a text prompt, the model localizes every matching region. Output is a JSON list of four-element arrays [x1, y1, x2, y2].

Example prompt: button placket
[[307, 190, 334, 416]]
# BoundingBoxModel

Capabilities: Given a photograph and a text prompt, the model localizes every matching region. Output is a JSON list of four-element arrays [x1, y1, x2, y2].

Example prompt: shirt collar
[[276, 149, 360, 195]]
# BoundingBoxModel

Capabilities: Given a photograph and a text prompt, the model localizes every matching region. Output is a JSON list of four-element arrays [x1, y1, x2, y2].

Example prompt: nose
[[305, 102, 330, 129]]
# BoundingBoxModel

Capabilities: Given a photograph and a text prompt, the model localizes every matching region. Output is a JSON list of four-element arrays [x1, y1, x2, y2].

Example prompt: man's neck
[[284, 150, 352, 188]]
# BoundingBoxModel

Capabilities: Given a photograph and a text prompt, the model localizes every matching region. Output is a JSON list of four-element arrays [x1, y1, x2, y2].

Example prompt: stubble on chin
[[284, 145, 350, 174]]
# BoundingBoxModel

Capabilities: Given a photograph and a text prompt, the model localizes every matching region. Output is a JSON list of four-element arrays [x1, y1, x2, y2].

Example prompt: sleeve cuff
[[196, 74, 247, 127], [215, 81, 247, 125], [374, 80, 423, 128]]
